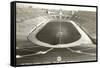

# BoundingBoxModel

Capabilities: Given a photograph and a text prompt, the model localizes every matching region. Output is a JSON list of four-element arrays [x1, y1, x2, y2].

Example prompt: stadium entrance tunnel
[[27, 19, 93, 48]]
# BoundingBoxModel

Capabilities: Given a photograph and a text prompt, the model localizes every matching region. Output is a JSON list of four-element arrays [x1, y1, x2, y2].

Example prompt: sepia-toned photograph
[[15, 2, 97, 66]]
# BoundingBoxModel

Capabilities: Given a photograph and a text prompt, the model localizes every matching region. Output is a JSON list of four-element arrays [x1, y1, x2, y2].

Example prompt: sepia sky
[[16, 3, 96, 12]]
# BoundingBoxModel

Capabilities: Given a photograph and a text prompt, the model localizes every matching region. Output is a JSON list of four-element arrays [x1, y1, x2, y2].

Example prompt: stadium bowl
[[27, 20, 92, 48]]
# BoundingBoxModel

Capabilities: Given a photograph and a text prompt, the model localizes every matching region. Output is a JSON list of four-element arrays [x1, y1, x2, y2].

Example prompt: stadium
[[16, 3, 96, 65]]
